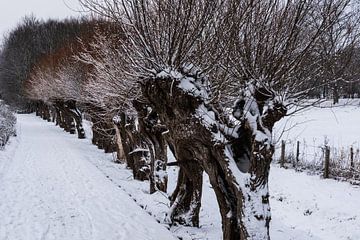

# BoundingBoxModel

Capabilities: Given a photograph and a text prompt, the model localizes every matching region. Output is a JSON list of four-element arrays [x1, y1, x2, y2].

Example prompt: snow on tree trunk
[[63, 100, 86, 139], [114, 113, 133, 166], [113, 112, 150, 181], [0, 101, 16, 149], [53, 105, 62, 127], [85, 105, 116, 153], [168, 158, 203, 227], [141, 69, 286, 239], [132, 100, 168, 193], [55, 101, 76, 134], [96, 121, 116, 153], [114, 123, 126, 163]]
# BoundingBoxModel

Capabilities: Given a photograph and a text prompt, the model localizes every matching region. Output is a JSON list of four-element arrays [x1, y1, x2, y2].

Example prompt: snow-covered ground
[[273, 99, 360, 167], [0, 114, 176, 240], [1, 113, 360, 240], [89, 151, 360, 240], [270, 167, 360, 240]]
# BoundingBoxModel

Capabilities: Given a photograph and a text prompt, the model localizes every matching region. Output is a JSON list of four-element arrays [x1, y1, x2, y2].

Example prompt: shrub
[[0, 101, 16, 148]]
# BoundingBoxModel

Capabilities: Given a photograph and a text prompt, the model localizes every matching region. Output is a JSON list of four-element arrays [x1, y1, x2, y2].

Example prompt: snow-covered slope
[[1, 114, 359, 240], [90, 155, 360, 240], [0, 114, 176, 240]]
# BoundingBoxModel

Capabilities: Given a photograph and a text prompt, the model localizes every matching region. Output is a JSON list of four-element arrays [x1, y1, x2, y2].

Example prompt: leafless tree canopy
[[78, 0, 359, 107]]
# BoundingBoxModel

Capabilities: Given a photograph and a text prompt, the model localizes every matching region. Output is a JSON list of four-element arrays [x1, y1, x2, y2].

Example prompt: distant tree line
[[0, 0, 359, 239], [0, 16, 94, 108]]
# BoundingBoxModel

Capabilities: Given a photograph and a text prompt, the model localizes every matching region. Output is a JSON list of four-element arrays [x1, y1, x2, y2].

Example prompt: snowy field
[[0, 112, 360, 240], [273, 99, 360, 168]]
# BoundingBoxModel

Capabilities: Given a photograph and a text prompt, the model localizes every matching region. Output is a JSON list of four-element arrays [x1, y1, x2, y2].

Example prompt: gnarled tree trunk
[[168, 159, 203, 227], [113, 112, 151, 181], [141, 73, 286, 239], [133, 100, 168, 193]]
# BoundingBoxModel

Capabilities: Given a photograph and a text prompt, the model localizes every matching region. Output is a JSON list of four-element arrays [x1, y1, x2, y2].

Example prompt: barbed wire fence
[[274, 138, 360, 185]]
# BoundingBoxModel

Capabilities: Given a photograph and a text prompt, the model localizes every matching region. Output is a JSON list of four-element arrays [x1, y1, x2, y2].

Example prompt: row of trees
[[1, 0, 360, 239]]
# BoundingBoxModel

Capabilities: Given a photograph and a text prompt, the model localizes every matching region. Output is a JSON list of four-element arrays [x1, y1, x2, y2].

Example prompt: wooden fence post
[[280, 140, 286, 168], [350, 146, 354, 169], [296, 141, 300, 164], [324, 146, 330, 179]]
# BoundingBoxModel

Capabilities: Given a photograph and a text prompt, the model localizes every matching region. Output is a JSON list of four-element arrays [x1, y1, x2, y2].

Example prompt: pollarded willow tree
[[24, 20, 121, 142], [80, 0, 355, 239], [25, 19, 169, 193], [77, 29, 169, 192], [78, 31, 151, 179]]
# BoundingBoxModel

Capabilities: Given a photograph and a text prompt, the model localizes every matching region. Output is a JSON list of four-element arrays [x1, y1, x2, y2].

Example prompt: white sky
[[0, 0, 83, 43]]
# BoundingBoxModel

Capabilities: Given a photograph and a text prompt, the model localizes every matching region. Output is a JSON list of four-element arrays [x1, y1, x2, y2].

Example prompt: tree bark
[[114, 123, 126, 163], [114, 112, 150, 181], [141, 75, 286, 239], [54, 100, 75, 134], [85, 105, 116, 153], [133, 100, 168, 193], [63, 100, 86, 139], [169, 160, 203, 227], [36, 101, 51, 122], [114, 113, 133, 167]]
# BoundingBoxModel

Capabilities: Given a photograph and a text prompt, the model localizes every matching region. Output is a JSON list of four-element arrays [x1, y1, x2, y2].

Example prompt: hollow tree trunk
[[141, 73, 286, 239], [149, 135, 168, 193]]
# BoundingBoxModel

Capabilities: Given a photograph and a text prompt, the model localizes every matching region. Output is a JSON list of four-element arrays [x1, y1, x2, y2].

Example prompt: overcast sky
[[0, 0, 83, 43]]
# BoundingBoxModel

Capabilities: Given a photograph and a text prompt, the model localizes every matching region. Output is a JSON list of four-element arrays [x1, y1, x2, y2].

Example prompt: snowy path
[[0, 114, 176, 240]]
